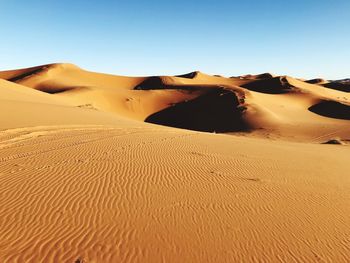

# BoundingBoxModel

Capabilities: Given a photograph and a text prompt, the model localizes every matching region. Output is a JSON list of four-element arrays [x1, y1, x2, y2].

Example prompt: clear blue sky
[[0, 0, 349, 79]]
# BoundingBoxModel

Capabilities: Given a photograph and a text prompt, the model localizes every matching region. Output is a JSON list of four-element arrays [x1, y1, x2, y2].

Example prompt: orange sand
[[0, 64, 349, 262]]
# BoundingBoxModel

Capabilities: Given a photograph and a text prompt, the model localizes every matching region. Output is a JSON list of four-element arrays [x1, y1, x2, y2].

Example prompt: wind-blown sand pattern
[[0, 64, 349, 262]]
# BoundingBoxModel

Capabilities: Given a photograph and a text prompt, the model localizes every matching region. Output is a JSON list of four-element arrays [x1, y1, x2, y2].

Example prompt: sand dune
[[241, 76, 296, 94], [0, 64, 349, 262], [2, 63, 349, 138], [304, 78, 350, 92], [323, 82, 350, 92]]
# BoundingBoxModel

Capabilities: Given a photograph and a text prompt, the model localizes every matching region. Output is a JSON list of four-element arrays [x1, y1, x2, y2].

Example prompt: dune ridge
[[1, 63, 349, 139]]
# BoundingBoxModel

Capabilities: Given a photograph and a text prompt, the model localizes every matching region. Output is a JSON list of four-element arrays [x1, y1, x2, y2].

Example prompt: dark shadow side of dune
[[241, 77, 294, 94], [238, 73, 274, 80], [305, 78, 326, 84], [135, 76, 211, 91], [36, 86, 77, 94], [7, 67, 46, 82], [175, 71, 199, 79], [309, 101, 350, 120], [323, 82, 350, 92], [145, 88, 249, 133]]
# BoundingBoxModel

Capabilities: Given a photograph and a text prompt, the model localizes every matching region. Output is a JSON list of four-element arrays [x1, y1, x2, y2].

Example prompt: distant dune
[[0, 64, 349, 262], [1, 63, 349, 139]]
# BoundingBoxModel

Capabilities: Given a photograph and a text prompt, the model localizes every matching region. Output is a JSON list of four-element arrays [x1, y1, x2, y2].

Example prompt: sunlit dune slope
[[1, 63, 349, 141]]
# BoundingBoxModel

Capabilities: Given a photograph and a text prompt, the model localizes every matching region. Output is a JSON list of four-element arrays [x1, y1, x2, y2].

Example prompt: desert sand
[[0, 63, 349, 262]]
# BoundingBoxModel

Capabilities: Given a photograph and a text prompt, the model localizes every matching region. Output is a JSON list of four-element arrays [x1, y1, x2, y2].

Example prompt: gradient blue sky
[[0, 0, 349, 79]]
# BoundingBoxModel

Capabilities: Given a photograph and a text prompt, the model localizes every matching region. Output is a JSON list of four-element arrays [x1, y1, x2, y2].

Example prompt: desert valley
[[0, 63, 349, 262]]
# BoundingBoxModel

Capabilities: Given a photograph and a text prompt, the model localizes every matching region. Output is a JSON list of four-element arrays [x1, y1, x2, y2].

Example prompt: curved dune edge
[[175, 71, 200, 79], [145, 88, 249, 132], [0, 63, 350, 139], [237, 72, 275, 80], [241, 76, 297, 94], [305, 78, 329, 85]]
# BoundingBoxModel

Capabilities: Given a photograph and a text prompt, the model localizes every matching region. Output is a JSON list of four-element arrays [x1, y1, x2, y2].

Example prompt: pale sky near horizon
[[0, 0, 349, 79]]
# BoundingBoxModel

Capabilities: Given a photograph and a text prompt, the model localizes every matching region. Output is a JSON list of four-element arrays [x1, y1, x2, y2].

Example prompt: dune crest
[[1, 63, 350, 140]]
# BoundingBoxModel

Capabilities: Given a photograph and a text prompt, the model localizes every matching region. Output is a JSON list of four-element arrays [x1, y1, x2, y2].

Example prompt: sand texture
[[0, 64, 349, 262]]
